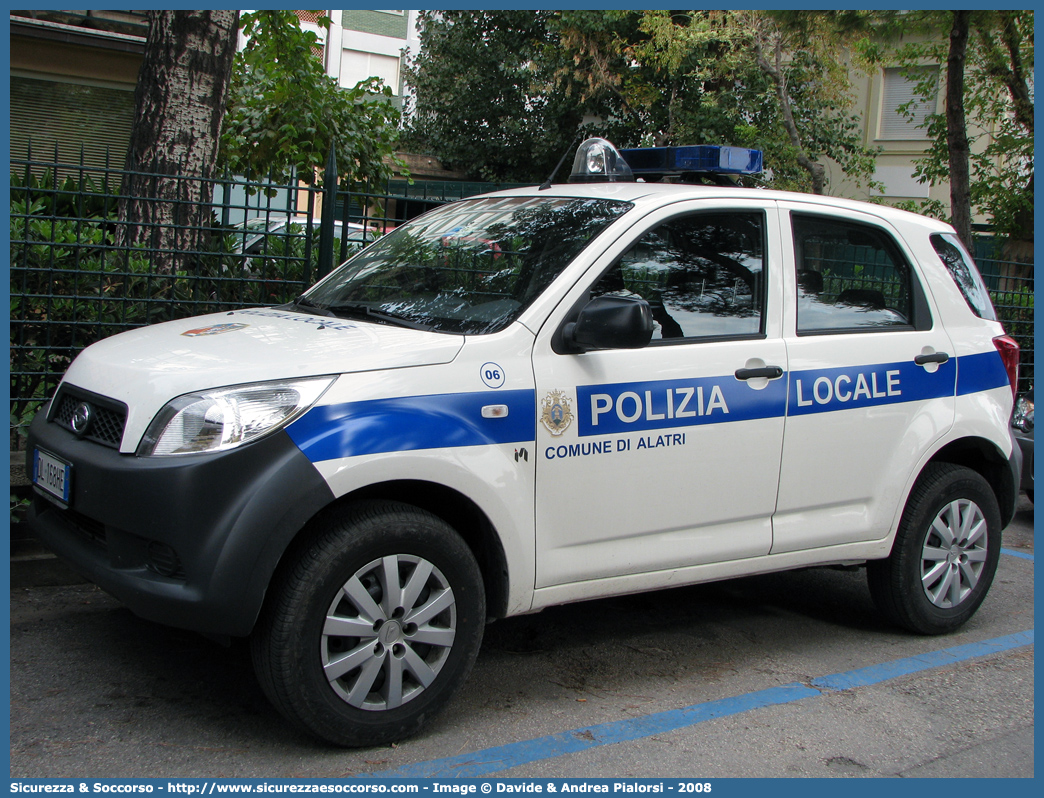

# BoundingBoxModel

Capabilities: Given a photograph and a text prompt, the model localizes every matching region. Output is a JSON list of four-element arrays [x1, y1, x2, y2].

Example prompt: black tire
[[252, 500, 486, 747], [867, 463, 1001, 635]]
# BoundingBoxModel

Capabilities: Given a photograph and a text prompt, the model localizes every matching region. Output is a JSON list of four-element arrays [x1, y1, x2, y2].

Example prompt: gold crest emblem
[[540, 390, 574, 436]]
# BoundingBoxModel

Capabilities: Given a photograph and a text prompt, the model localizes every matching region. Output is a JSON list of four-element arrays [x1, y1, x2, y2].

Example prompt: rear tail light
[[993, 335, 1020, 399]]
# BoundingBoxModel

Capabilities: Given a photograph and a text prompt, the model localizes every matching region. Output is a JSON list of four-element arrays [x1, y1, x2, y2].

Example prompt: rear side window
[[792, 214, 918, 334], [931, 233, 998, 321]]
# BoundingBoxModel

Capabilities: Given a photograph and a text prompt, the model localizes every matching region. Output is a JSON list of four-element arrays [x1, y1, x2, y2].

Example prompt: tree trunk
[[119, 10, 240, 273], [945, 11, 973, 250], [990, 11, 1033, 134], [991, 12, 1033, 257], [754, 31, 826, 194]]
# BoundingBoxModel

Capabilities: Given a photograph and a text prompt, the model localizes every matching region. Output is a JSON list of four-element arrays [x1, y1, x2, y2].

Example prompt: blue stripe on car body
[[576, 375, 788, 437], [785, 357, 956, 417], [287, 389, 537, 461], [956, 349, 1013, 396], [288, 351, 1006, 463]]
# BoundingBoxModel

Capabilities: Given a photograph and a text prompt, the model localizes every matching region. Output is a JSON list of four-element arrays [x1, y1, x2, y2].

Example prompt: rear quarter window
[[931, 233, 998, 321]]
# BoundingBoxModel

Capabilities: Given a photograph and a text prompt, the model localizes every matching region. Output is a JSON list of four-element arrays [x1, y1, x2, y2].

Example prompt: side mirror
[[563, 295, 654, 352]]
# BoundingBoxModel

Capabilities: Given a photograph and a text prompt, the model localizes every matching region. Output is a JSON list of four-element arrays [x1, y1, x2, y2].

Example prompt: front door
[[532, 201, 788, 588]]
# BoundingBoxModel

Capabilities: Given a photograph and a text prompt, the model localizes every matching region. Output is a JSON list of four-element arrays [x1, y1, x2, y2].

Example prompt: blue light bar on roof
[[619, 145, 763, 176]]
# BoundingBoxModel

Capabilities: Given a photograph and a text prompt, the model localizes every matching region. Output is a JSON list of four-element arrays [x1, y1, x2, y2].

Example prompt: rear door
[[771, 205, 956, 553]]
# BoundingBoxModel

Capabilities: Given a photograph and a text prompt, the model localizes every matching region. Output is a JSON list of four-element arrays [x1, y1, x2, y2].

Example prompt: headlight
[[138, 377, 334, 456]]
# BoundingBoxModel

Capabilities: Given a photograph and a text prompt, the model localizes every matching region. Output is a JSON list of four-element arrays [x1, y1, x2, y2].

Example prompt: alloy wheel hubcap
[[920, 498, 988, 608], [321, 554, 456, 711]]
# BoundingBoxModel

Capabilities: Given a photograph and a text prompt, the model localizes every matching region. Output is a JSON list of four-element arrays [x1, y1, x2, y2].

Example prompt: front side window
[[793, 214, 916, 334], [302, 196, 633, 334], [591, 211, 765, 341]]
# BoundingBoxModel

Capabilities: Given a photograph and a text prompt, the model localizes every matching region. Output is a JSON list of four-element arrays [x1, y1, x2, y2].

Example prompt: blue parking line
[[367, 629, 1034, 778], [1002, 547, 1034, 561], [812, 630, 1034, 691]]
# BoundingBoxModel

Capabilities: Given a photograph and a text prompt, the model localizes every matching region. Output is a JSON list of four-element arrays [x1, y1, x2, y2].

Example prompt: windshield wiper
[[328, 303, 435, 331], [281, 295, 334, 317]]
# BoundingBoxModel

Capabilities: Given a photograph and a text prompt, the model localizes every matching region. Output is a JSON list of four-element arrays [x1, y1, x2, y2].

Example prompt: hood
[[60, 308, 464, 453]]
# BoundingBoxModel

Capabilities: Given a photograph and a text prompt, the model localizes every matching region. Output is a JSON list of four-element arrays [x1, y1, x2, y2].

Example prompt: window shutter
[[880, 67, 938, 140], [11, 76, 135, 172]]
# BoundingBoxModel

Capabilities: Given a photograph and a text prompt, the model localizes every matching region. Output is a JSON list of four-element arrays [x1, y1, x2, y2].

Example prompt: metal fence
[[9, 150, 1035, 448], [8, 150, 516, 446], [970, 246, 1034, 399]]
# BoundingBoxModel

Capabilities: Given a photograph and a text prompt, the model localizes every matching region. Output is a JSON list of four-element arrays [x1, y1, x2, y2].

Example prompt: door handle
[[914, 352, 950, 365], [735, 366, 784, 380]]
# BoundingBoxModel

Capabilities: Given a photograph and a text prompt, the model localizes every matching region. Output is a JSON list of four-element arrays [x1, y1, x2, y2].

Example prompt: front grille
[[51, 386, 128, 448], [52, 504, 108, 549]]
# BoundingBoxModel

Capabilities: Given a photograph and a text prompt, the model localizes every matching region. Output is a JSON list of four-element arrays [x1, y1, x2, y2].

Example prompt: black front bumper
[[26, 412, 335, 637]]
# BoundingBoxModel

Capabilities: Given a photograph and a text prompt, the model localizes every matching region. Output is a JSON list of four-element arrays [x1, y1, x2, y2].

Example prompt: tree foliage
[[402, 11, 585, 183], [870, 10, 1034, 246], [741, 11, 882, 194], [546, 11, 739, 150], [221, 10, 405, 190], [404, 10, 881, 194]]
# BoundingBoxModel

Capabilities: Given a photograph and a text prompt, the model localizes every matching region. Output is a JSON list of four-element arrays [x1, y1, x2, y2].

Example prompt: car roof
[[473, 181, 954, 234]]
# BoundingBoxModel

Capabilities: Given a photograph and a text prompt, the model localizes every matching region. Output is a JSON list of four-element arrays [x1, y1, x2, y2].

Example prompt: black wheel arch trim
[[926, 432, 1020, 529], [280, 478, 512, 624]]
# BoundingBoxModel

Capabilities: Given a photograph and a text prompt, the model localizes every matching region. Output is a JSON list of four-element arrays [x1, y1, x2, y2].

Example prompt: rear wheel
[[868, 463, 1001, 635], [252, 501, 485, 746]]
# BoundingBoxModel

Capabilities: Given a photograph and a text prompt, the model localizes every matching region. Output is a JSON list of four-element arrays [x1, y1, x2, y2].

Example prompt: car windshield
[[300, 196, 633, 334]]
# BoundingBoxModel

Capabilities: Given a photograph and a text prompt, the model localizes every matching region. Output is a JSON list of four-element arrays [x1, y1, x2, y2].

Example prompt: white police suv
[[27, 139, 1022, 746]]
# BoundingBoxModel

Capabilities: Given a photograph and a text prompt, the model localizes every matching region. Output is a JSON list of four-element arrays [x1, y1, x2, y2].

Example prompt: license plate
[[33, 449, 72, 505]]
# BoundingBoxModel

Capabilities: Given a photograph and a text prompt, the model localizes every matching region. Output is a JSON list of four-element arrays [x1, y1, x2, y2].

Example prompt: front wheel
[[252, 501, 486, 746], [867, 463, 1001, 635]]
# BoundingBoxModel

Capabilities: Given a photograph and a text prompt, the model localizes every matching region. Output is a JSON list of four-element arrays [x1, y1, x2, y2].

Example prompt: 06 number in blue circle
[[480, 362, 506, 389]]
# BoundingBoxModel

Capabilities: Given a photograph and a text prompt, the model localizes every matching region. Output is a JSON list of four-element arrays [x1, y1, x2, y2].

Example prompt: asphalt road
[[9, 497, 1034, 779]]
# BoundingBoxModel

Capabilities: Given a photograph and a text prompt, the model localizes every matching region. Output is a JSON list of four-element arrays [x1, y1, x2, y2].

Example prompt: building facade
[[825, 60, 997, 226], [10, 9, 423, 169], [10, 10, 145, 169]]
